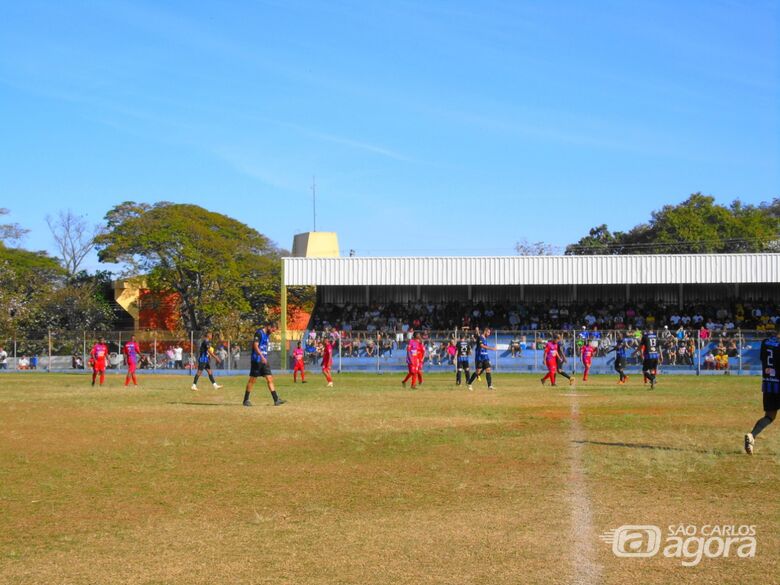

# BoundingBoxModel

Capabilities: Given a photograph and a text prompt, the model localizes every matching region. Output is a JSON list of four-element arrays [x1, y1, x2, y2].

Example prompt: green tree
[[566, 193, 780, 255], [95, 202, 282, 330], [0, 243, 64, 337]]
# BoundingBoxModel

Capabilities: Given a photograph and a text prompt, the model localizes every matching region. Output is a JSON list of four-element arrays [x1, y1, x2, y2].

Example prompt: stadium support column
[[281, 261, 288, 373], [679, 283, 684, 309]]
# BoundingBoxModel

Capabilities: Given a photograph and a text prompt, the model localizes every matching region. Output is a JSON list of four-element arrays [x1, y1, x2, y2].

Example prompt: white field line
[[568, 397, 603, 585]]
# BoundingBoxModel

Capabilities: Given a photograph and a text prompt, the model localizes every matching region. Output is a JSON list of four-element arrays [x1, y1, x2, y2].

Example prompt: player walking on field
[[244, 324, 285, 406], [321, 338, 334, 387], [292, 341, 306, 383], [606, 335, 629, 384], [744, 331, 779, 454], [639, 329, 660, 389], [123, 334, 140, 387], [402, 332, 422, 389], [467, 328, 496, 390], [556, 342, 575, 386], [90, 337, 109, 387], [191, 332, 223, 391], [541, 334, 560, 386], [580, 342, 596, 382], [455, 335, 471, 387]]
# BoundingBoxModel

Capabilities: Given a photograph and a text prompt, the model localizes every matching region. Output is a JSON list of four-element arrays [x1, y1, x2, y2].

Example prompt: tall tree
[[0, 208, 28, 245], [566, 193, 780, 255], [46, 210, 98, 277], [95, 202, 281, 330], [515, 239, 558, 256]]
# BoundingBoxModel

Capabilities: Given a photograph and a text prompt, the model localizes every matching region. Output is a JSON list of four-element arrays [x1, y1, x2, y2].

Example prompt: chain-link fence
[[293, 328, 767, 376], [0, 328, 769, 375]]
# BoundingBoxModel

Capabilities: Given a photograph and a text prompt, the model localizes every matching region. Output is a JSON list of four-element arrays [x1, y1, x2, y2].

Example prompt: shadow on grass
[[572, 440, 737, 455], [166, 401, 235, 407]]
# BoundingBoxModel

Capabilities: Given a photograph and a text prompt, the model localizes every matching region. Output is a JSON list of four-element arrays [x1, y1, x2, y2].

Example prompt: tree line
[[1, 193, 778, 337]]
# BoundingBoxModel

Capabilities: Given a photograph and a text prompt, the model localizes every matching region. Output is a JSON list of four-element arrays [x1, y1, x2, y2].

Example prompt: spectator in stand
[[30, 354, 38, 370], [174, 343, 184, 369], [446, 340, 457, 365], [17, 355, 30, 370], [0, 346, 7, 370]]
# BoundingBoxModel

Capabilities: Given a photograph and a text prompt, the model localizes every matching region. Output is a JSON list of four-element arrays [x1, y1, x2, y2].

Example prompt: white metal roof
[[282, 254, 780, 287]]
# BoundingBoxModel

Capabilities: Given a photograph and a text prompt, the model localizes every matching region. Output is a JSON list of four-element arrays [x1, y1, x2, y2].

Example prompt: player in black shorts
[[244, 324, 285, 407], [638, 330, 660, 389], [468, 328, 497, 390], [455, 335, 471, 387], [555, 341, 575, 386], [606, 335, 629, 384], [745, 331, 779, 454], [191, 332, 222, 391]]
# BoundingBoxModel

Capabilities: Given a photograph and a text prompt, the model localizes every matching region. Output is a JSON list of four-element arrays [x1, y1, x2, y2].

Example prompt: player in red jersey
[[416, 336, 426, 386], [123, 334, 140, 386], [580, 342, 596, 382], [402, 332, 422, 389], [321, 338, 334, 387], [90, 337, 109, 387], [292, 341, 306, 383], [541, 334, 560, 386]]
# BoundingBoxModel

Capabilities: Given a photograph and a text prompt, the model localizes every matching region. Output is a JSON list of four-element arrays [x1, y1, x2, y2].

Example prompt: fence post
[[738, 330, 743, 375], [189, 330, 194, 375], [376, 333, 380, 374], [47, 330, 52, 372], [118, 331, 122, 376], [533, 331, 538, 374], [227, 338, 231, 373], [153, 331, 158, 373], [696, 335, 701, 376], [338, 332, 342, 374], [13, 338, 17, 371], [82, 331, 86, 374], [494, 329, 499, 372]]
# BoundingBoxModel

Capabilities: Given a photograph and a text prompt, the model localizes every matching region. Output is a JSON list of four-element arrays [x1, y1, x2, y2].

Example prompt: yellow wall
[[292, 232, 340, 258]]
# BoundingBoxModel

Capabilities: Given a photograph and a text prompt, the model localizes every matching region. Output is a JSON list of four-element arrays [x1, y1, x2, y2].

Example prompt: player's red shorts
[[407, 362, 419, 374], [127, 360, 137, 373], [93, 360, 107, 373], [582, 359, 592, 367], [321, 360, 332, 371], [293, 362, 305, 371], [545, 360, 557, 373]]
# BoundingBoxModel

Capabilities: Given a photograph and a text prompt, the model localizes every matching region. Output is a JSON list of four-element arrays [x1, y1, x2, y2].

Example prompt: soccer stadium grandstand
[[281, 253, 780, 375]]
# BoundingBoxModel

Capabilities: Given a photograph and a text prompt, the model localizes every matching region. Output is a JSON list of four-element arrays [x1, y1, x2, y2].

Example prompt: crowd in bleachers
[[310, 300, 779, 335], [304, 300, 777, 366]]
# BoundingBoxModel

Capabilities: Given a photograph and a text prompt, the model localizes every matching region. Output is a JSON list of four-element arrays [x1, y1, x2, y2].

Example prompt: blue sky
[[1, 0, 777, 264]]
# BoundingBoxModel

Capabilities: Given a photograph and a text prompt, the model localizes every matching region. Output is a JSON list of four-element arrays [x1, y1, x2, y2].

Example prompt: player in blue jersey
[[467, 328, 497, 390], [606, 335, 629, 384], [191, 332, 223, 391], [744, 331, 779, 454], [455, 334, 471, 387], [244, 323, 286, 407], [638, 330, 660, 389]]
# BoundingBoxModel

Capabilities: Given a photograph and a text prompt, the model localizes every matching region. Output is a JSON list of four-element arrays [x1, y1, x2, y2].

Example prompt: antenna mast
[[311, 175, 317, 232]]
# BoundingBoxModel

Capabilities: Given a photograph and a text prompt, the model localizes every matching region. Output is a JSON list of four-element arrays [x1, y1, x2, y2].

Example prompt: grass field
[[1, 371, 778, 585]]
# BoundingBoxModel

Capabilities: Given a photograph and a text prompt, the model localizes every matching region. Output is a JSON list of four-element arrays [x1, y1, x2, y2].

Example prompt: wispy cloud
[[210, 146, 301, 192], [301, 130, 413, 162]]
